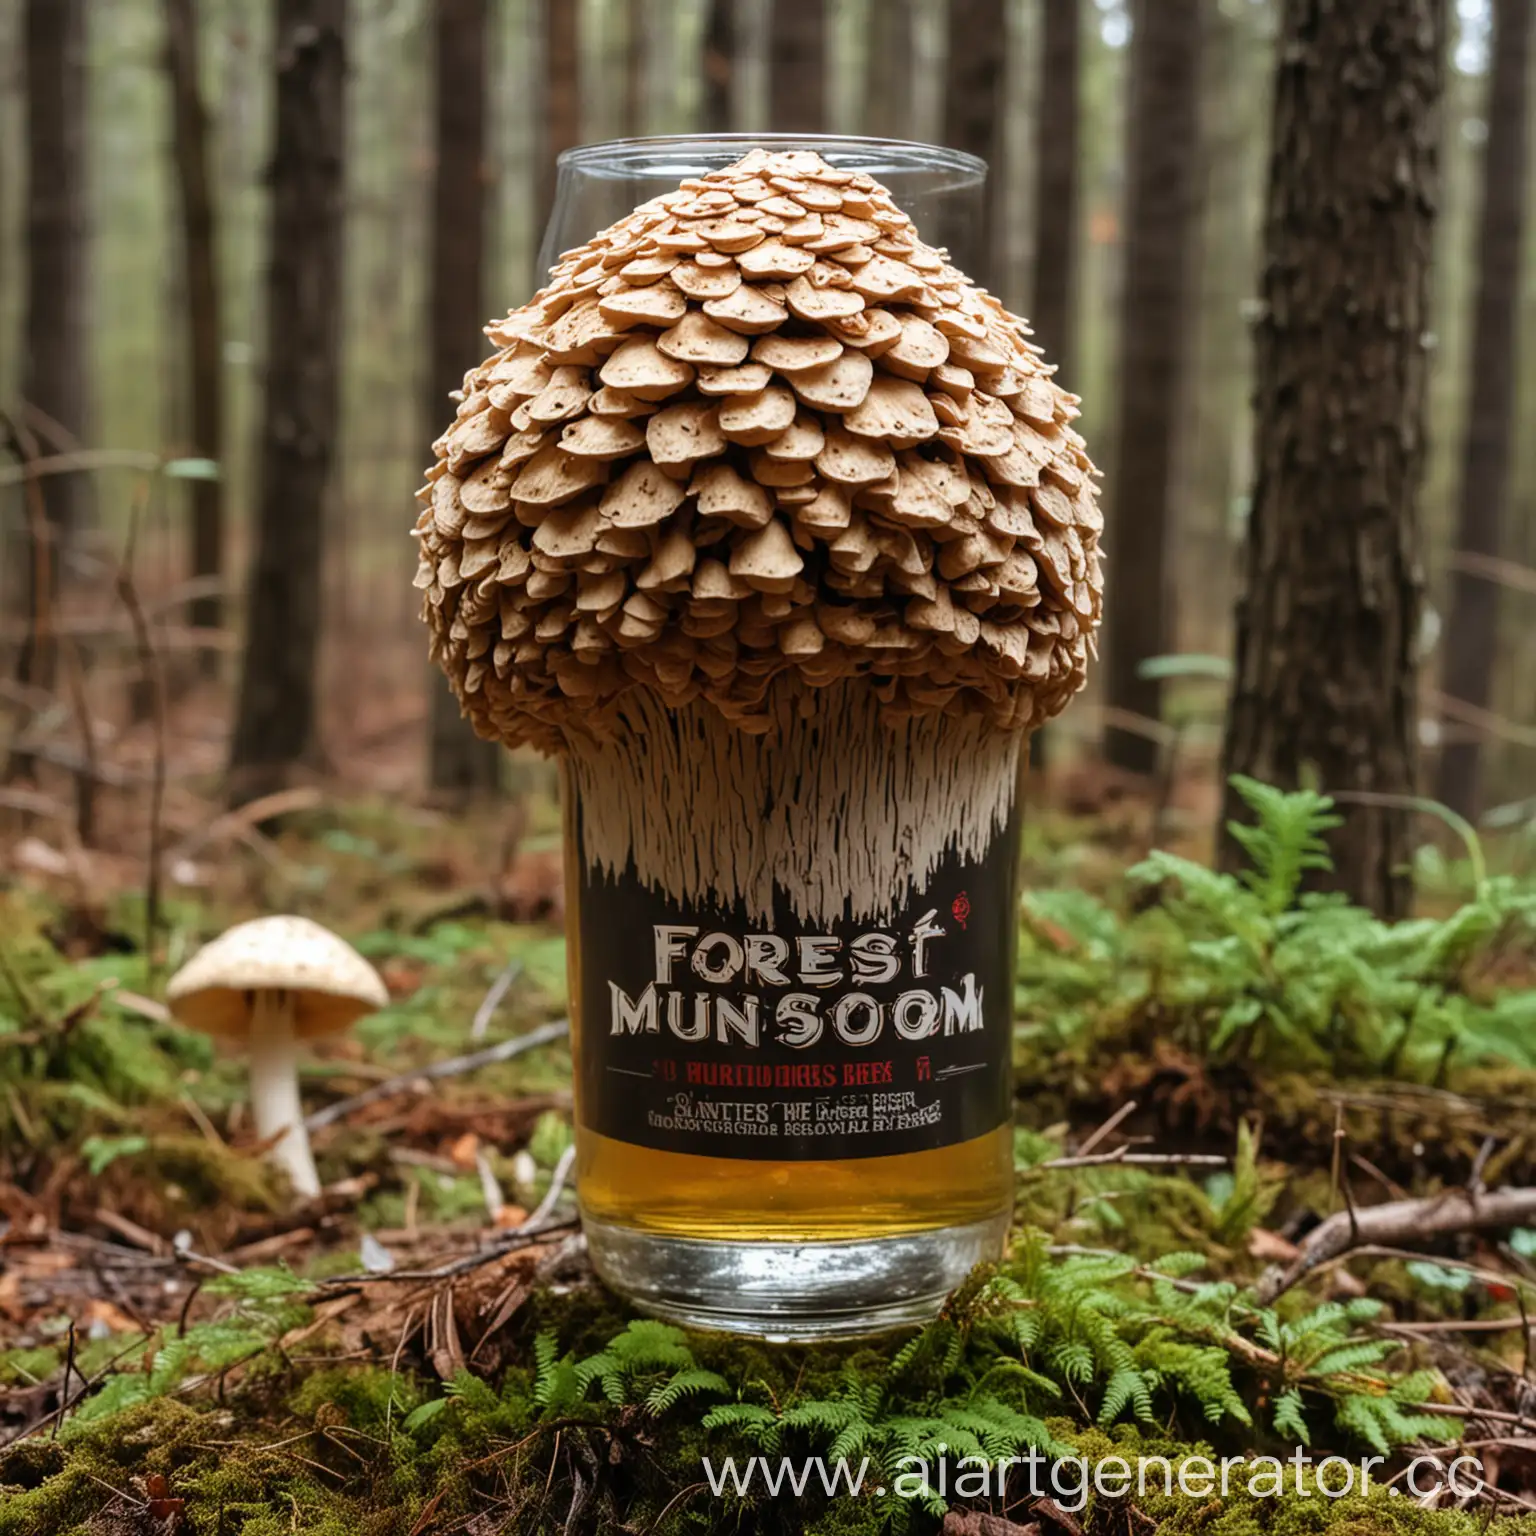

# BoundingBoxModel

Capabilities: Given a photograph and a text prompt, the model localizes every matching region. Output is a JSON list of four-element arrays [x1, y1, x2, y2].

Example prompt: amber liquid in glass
[[575, 1128, 1015, 1242]]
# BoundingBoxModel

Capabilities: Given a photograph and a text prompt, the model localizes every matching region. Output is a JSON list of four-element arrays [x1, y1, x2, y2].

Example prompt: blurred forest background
[[0, 0, 1529, 911]]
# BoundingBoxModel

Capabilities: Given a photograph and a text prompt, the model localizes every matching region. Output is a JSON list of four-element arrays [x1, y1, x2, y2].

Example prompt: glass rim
[[555, 133, 988, 180]]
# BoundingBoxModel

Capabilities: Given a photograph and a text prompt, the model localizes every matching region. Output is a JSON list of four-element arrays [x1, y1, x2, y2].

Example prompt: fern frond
[[1098, 1366, 1155, 1425], [646, 1368, 729, 1415], [1226, 775, 1340, 913], [702, 1402, 781, 1450], [1272, 1387, 1310, 1445], [1305, 1340, 1398, 1379]]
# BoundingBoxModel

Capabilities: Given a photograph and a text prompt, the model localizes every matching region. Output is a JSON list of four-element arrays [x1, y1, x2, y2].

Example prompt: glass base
[[582, 1210, 1012, 1340]]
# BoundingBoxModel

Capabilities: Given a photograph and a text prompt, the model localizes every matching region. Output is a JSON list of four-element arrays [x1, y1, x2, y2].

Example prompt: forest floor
[[5, 760, 1536, 1536]]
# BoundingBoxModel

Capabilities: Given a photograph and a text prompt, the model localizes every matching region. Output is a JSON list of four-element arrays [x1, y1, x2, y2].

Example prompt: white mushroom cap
[[166, 915, 389, 1041]]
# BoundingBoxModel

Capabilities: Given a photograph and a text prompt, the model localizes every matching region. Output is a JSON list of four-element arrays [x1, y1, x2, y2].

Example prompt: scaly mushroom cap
[[166, 915, 389, 1041], [415, 149, 1103, 751]]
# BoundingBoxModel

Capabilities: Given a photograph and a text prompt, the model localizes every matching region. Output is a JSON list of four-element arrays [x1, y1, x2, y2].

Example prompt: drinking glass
[[541, 136, 1013, 1340]]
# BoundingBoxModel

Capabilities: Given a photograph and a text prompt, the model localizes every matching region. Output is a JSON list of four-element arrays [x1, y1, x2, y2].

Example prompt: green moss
[[290, 1365, 417, 1431], [0, 1340, 1526, 1536], [0, 1437, 67, 1491]]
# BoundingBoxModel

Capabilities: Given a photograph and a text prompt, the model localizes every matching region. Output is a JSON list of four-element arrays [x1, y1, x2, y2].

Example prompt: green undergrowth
[[0, 905, 213, 1146], [1017, 777, 1536, 1089], [1013, 1118, 1287, 1259], [2, 1229, 1506, 1535], [8, 783, 1536, 1529], [6, 1407, 1531, 1536]]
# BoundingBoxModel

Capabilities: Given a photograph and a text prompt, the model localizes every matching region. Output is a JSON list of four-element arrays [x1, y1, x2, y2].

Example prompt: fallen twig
[[1410, 1400, 1536, 1433], [1350, 1152, 1409, 1202], [1258, 1186, 1536, 1303], [93, 1208, 170, 1255], [221, 1228, 317, 1266], [470, 957, 524, 1042], [1032, 1147, 1228, 1172], [520, 1143, 576, 1232], [1381, 1318, 1533, 1336], [1074, 1099, 1137, 1158], [304, 1018, 570, 1131], [317, 1217, 581, 1286]]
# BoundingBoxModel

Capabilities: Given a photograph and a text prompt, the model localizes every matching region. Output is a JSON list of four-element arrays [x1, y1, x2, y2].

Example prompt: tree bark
[[1435, 0, 1531, 819], [1032, 0, 1080, 378], [941, 0, 1005, 285], [1222, 0, 1447, 917], [426, 0, 501, 799], [162, 0, 225, 674], [227, 0, 347, 804], [1023, 0, 1082, 774], [624, 0, 645, 137], [863, 0, 913, 141], [1103, 0, 1202, 775], [540, 0, 580, 229], [17, 0, 90, 693], [1185, 0, 1258, 636], [768, 0, 825, 133], [701, 0, 734, 135]]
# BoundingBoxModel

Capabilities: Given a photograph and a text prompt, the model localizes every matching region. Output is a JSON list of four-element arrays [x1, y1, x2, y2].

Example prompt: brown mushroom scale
[[415, 149, 1103, 764]]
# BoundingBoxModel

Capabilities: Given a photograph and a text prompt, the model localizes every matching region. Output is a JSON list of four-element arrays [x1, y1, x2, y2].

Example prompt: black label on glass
[[575, 806, 1018, 1161]]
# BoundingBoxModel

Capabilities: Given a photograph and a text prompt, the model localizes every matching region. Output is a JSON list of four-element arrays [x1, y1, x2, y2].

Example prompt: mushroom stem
[[248, 989, 321, 1198], [567, 680, 1022, 925]]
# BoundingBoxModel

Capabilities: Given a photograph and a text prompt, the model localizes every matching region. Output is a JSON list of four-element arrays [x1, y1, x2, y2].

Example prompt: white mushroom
[[165, 916, 388, 1199]]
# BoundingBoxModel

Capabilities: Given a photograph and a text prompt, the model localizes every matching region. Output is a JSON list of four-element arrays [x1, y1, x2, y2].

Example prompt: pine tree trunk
[[17, 0, 90, 694], [1185, 0, 1256, 641], [163, 0, 225, 675], [701, 0, 734, 135], [769, 0, 825, 132], [1435, 0, 1531, 819], [426, 0, 502, 799], [941, 0, 1005, 284], [1221, 0, 1447, 917], [862, 0, 912, 141], [1025, 0, 1081, 773], [227, 0, 347, 804], [541, 0, 580, 227], [1103, 0, 1202, 775], [1032, 0, 1080, 377], [624, 0, 646, 137]]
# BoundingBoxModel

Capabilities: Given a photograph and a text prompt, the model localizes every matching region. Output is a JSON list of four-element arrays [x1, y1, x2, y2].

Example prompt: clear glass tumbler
[[543, 136, 1015, 1340], [537, 134, 990, 287]]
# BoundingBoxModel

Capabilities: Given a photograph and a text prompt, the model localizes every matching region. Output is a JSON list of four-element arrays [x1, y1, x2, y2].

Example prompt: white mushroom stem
[[248, 989, 321, 1198]]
